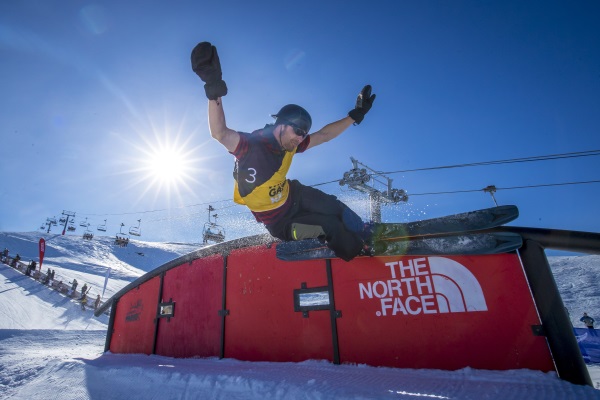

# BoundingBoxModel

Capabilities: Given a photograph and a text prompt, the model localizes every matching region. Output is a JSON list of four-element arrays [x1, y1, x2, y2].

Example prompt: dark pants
[[266, 180, 365, 261]]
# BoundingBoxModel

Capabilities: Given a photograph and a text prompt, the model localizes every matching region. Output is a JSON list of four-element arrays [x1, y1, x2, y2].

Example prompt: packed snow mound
[[1, 237, 600, 399]]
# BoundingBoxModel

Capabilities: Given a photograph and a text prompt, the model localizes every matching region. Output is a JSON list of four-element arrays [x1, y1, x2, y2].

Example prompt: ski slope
[[1, 231, 600, 399]]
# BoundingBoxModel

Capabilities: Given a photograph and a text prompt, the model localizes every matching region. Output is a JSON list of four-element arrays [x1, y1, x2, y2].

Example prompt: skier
[[191, 42, 376, 261], [581, 313, 595, 329]]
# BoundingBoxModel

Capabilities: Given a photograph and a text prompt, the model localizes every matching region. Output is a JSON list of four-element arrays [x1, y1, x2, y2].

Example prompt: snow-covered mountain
[[0, 231, 201, 301], [1, 231, 600, 399], [0, 231, 200, 277]]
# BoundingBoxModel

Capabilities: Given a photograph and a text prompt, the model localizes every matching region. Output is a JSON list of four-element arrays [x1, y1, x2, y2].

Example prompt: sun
[[127, 129, 206, 202], [115, 112, 215, 207], [147, 147, 187, 184], [139, 139, 197, 192]]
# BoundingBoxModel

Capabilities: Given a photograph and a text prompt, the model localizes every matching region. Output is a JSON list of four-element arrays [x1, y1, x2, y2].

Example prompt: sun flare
[[148, 147, 187, 184], [130, 129, 205, 201], [118, 113, 213, 207]]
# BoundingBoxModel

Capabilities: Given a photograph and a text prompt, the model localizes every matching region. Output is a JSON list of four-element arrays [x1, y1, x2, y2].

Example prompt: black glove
[[191, 42, 228, 100], [348, 85, 376, 125]]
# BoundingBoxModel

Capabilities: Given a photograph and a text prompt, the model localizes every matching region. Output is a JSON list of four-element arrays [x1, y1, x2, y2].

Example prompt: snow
[[1, 232, 600, 399]]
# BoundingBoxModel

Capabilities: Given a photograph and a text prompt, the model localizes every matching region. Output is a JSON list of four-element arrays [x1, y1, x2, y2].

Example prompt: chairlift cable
[[310, 149, 600, 187], [371, 149, 600, 177], [77, 149, 600, 220], [408, 179, 600, 197]]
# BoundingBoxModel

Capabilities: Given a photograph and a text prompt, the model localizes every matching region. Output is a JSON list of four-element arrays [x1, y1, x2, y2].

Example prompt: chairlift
[[114, 223, 130, 246], [40, 223, 46, 230], [202, 222, 225, 244], [129, 219, 142, 237], [48, 217, 57, 226], [59, 216, 67, 224], [97, 219, 107, 232], [82, 226, 94, 240], [67, 222, 76, 232], [202, 206, 226, 244], [79, 217, 89, 227]]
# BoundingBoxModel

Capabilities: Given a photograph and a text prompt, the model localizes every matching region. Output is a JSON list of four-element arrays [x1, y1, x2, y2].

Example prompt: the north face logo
[[358, 257, 488, 317]]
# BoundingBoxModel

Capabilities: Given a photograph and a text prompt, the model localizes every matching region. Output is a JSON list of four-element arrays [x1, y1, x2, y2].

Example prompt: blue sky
[[1, 0, 599, 247]]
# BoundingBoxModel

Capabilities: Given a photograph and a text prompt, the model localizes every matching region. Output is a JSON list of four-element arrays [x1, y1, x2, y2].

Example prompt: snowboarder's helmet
[[271, 104, 312, 135]]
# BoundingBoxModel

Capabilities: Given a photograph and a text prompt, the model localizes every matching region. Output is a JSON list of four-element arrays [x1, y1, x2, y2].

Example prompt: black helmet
[[271, 104, 312, 134]]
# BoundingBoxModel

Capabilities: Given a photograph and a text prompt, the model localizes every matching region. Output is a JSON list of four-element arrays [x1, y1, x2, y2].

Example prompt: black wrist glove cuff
[[204, 80, 228, 100], [348, 109, 365, 125]]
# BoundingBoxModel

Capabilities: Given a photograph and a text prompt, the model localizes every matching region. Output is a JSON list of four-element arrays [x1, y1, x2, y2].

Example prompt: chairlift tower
[[339, 157, 408, 223], [60, 210, 76, 235], [42, 218, 54, 233]]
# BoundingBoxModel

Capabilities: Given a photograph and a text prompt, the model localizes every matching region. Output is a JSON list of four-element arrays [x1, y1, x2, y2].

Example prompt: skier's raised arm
[[191, 42, 239, 152], [208, 99, 239, 152]]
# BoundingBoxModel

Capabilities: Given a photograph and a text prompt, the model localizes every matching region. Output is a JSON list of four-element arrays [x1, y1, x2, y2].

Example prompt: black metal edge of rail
[[493, 226, 600, 387]]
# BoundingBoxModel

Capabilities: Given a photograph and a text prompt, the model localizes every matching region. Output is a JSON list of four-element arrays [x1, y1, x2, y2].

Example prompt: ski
[[276, 205, 520, 261], [276, 232, 523, 261], [372, 205, 518, 240]]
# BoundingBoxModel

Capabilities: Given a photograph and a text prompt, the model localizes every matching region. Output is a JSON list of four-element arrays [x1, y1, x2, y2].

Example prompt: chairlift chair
[[97, 219, 107, 232], [202, 222, 225, 244], [67, 223, 76, 232], [129, 219, 142, 237], [114, 223, 130, 245], [79, 217, 89, 227], [202, 206, 226, 244], [83, 227, 94, 240]]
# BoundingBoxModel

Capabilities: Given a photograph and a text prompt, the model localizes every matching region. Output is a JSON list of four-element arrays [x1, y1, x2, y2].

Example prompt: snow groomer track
[[96, 227, 600, 387]]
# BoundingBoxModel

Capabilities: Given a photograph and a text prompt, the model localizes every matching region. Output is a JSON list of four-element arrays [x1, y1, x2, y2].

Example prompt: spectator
[[10, 254, 21, 268], [26, 261, 35, 276], [94, 295, 101, 311], [1, 248, 8, 263], [80, 292, 88, 310], [81, 283, 88, 296], [70, 279, 78, 296], [581, 313, 595, 329], [50, 270, 56, 281]]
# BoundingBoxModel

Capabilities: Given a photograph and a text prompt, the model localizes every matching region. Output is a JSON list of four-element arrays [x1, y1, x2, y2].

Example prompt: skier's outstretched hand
[[191, 42, 228, 100], [348, 85, 376, 125]]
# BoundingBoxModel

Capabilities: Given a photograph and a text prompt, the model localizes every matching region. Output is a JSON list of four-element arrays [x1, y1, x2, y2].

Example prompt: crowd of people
[[2, 247, 105, 312]]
